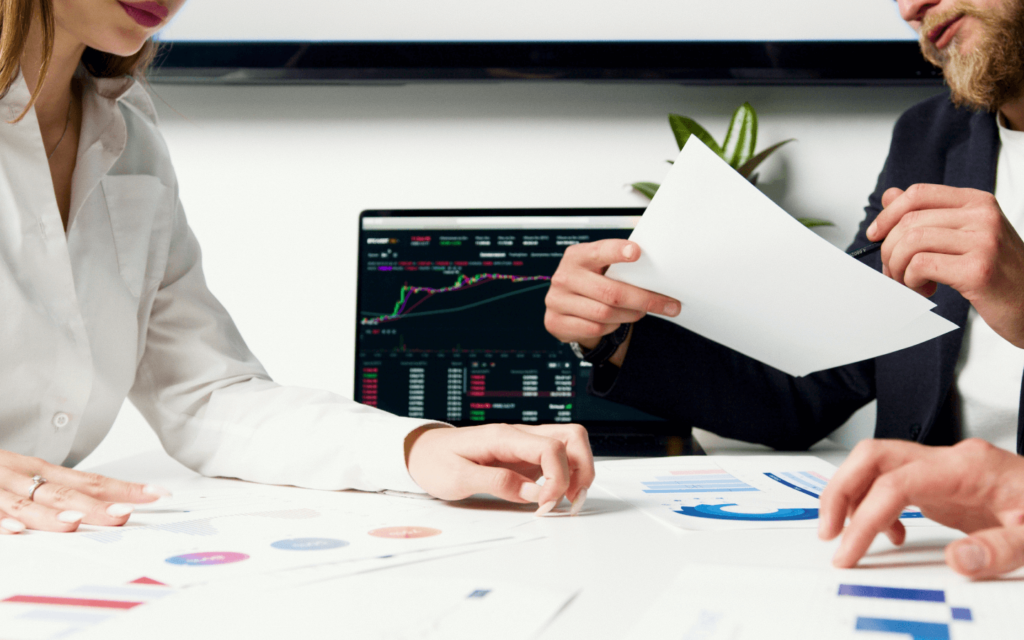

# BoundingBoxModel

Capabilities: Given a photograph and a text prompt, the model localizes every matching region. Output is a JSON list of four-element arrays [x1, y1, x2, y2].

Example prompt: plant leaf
[[632, 182, 660, 199], [737, 138, 795, 179], [669, 114, 723, 157], [722, 103, 757, 169], [797, 217, 834, 228], [748, 172, 759, 186]]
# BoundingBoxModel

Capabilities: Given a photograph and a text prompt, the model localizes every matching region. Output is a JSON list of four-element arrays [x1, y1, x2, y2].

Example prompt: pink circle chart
[[368, 526, 442, 539], [165, 552, 250, 566]]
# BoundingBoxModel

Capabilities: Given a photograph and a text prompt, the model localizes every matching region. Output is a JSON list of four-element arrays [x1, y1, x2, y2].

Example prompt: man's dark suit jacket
[[590, 92, 1024, 453]]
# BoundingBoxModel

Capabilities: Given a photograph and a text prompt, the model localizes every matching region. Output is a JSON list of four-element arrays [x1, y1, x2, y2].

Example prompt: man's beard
[[919, 0, 1024, 111]]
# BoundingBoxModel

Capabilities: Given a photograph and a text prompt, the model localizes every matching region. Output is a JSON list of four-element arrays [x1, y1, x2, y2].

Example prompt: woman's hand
[[819, 439, 1024, 578], [404, 423, 595, 515], [0, 450, 169, 534]]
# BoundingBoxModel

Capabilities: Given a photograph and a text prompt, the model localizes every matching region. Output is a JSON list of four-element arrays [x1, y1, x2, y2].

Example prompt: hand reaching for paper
[[819, 439, 1024, 579], [404, 423, 595, 515], [543, 238, 681, 363], [0, 449, 168, 534], [870, 184, 1024, 347]]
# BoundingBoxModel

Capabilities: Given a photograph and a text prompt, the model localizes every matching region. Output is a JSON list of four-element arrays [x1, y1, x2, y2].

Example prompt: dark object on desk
[[590, 433, 704, 457], [354, 208, 694, 457], [848, 241, 882, 260]]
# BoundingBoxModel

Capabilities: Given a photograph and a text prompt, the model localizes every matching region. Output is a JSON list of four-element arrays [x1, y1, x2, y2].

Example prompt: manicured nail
[[570, 488, 588, 517], [623, 244, 636, 259], [1, 518, 25, 533], [518, 483, 542, 503], [57, 511, 84, 524], [143, 485, 172, 498], [953, 542, 987, 573], [535, 500, 558, 516], [663, 302, 680, 316], [867, 221, 878, 239], [106, 503, 134, 517]]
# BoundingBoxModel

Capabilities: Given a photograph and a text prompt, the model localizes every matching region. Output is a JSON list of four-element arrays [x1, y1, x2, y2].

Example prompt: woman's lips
[[117, 1, 168, 28], [929, 15, 965, 50]]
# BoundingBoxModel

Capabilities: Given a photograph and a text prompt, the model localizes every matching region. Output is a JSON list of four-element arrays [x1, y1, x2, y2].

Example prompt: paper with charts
[[595, 456, 931, 531], [18, 476, 537, 589], [626, 563, 1018, 640], [604, 138, 958, 377]]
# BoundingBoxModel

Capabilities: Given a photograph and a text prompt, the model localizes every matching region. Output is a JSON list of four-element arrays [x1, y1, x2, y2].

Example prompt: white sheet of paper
[[17, 476, 538, 589], [595, 456, 936, 532], [73, 575, 577, 640], [625, 563, 1022, 640], [605, 139, 958, 376]]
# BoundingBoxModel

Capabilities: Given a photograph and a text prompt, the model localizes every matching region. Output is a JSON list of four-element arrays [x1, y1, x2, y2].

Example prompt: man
[[544, 0, 1024, 575]]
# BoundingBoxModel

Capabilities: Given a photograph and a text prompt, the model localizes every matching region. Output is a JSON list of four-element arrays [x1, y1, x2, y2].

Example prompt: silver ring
[[28, 475, 47, 501]]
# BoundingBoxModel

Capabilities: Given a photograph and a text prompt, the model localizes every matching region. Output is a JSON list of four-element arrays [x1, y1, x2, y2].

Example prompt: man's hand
[[544, 239, 680, 364], [819, 439, 1024, 578], [869, 184, 1024, 347], [0, 449, 168, 534], [404, 423, 595, 515]]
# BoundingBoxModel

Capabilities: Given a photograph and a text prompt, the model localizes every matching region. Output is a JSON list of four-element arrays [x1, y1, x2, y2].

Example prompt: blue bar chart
[[641, 470, 758, 494]]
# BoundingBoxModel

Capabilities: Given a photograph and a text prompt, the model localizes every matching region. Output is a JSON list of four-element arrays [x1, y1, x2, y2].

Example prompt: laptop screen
[[355, 209, 689, 451]]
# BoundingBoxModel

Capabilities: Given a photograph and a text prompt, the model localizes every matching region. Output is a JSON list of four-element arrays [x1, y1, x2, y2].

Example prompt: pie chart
[[675, 504, 819, 521]]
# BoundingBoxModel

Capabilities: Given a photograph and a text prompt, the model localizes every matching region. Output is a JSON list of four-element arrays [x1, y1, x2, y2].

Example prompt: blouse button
[[52, 412, 71, 429]]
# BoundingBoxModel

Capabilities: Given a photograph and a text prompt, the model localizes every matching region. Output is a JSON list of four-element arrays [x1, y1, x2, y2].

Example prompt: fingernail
[[1, 518, 25, 533], [106, 503, 134, 517], [535, 500, 558, 516], [867, 221, 878, 238], [954, 542, 987, 573], [623, 244, 636, 259], [143, 485, 172, 498], [663, 302, 680, 316], [570, 488, 588, 517], [57, 511, 84, 524], [518, 483, 542, 503]]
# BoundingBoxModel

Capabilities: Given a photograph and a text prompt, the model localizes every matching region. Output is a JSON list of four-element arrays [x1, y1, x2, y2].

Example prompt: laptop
[[354, 208, 702, 456]]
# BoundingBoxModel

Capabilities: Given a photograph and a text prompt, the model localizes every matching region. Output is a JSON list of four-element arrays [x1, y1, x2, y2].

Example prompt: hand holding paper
[[604, 139, 958, 377]]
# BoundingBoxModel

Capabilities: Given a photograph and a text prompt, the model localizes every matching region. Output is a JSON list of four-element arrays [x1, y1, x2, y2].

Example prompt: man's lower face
[[918, 0, 1024, 111]]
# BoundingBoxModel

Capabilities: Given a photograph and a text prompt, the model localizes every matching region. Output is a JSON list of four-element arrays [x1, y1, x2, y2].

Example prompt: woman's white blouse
[[0, 72, 436, 493]]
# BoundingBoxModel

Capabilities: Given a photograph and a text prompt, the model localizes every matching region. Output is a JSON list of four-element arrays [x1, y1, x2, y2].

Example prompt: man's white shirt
[[953, 114, 1024, 452], [0, 71, 439, 491]]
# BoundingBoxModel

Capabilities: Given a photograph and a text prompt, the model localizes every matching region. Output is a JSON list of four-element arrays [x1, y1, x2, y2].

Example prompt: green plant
[[632, 103, 832, 228]]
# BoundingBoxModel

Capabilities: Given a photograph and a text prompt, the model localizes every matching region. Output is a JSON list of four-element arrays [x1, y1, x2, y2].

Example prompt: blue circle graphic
[[675, 504, 819, 521], [271, 538, 349, 551]]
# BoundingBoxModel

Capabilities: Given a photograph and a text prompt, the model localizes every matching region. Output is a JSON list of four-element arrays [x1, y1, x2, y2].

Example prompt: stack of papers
[[606, 139, 958, 377]]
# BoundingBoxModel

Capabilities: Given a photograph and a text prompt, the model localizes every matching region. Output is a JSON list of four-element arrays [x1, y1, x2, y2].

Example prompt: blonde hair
[[0, 0, 158, 121]]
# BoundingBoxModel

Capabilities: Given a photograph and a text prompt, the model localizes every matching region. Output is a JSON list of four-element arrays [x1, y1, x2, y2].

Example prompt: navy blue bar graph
[[839, 584, 946, 602], [855, 618, 950, 640], [764, 473, 820, 499]]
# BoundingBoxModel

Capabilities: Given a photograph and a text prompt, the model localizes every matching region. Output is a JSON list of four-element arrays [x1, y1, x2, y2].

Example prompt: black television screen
[[151, 1, 940, 85]]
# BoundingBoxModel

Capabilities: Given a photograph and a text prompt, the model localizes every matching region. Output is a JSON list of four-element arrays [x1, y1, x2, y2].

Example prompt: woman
[[0, 0, 593, 534]]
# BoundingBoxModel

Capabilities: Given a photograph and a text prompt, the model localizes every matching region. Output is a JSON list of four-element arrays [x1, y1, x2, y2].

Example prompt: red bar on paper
[[3, 595, 143, 610], [129, 577, 167, 586]]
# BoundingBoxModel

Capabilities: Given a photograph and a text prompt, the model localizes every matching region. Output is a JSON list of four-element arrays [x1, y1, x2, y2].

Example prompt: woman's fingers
[[0, 466, 130, 526], [21, 465, 165, 504], [30, 480, 135, 526], [520, 423, 595, 505], [0, 487, 84, 532], [0, 514, 26, 534], [946, 524, 1024, 579]]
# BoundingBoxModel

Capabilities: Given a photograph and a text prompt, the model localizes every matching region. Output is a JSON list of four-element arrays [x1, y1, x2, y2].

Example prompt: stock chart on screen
[[355, 210, 670, 431]]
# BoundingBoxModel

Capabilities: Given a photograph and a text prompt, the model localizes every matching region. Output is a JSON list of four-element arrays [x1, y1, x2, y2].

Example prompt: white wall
[[78, 81, 943, 466]]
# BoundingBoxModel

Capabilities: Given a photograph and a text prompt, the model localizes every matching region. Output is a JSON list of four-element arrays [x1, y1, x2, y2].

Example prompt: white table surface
[[50, 445, 983, 639]]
